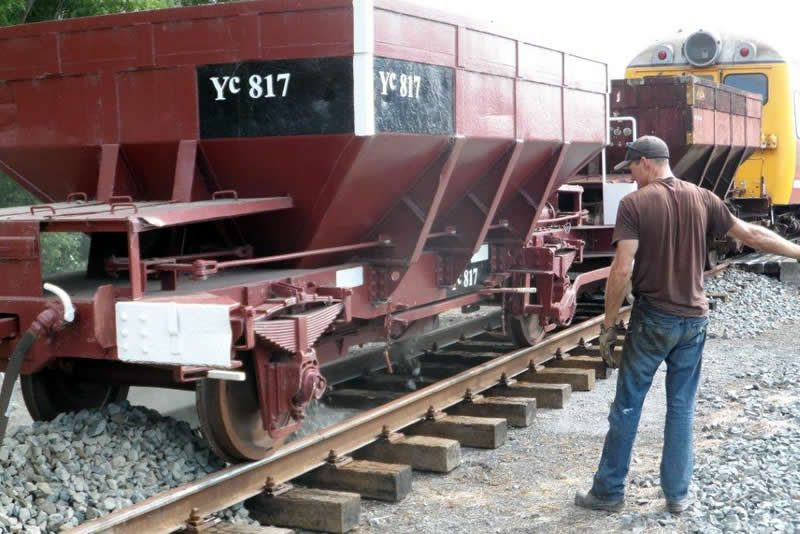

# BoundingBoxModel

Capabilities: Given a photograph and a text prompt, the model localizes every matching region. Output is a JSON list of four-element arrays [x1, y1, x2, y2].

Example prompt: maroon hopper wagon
[[0, 0, 609, 460]]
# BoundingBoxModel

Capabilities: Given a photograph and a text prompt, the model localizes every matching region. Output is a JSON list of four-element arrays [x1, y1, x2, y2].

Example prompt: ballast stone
[[705, 268, 800, 339], [0, 401, 261, 531]]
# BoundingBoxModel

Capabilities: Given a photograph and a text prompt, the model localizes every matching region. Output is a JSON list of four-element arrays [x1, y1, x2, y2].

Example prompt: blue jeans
[[591, 300, 708, 502]]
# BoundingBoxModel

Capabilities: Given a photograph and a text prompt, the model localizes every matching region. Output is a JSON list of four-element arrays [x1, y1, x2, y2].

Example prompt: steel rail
[[68, 308, 629, 534]]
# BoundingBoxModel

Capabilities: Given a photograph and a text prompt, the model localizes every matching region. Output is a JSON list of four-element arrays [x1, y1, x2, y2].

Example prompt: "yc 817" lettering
[[378, 70, 422, 99], [209, 73, 291, 101]]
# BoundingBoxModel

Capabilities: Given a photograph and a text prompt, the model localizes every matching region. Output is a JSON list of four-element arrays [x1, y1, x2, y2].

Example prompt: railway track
[[58, 262, 731, 533], [65, 309, 630, 534]]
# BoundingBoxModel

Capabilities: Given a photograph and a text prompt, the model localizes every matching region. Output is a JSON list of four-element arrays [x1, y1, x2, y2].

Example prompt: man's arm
[[604, 239, 639, 329], [727, 218, 800, 259]]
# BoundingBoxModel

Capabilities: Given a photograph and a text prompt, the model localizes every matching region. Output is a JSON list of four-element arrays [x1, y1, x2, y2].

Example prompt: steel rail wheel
[[21, 368, 129, 421], [196, 376, 289, 462], [505, 314, 545, 347]]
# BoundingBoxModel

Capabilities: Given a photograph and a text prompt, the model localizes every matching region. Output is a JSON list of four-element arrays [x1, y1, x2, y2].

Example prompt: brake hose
[[0, 330, 39, 443], [0, 283, 74, 444]]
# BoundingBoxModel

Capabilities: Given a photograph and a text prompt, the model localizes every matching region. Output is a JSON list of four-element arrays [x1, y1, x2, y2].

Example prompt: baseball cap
[[613, 135, 670, 171]]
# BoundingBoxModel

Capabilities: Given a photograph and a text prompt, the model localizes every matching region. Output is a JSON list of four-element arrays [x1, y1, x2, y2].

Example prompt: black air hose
[[0, 285, 75, 443], [0, 330, 40, 443]]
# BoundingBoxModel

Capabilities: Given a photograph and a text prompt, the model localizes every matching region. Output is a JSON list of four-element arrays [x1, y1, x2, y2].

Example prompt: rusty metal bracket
[[29, 205, 55, 216], [463, 389, 483, 403], [424, 406, 446, 421], [232, 305, 256, 351], [264, 477, 292, 497], [183, 508, 220, 533], [379, 426, 405, 443], [110, 202, 138, 214], [499, 372, 517, 387], [325, 450, 353, 467]]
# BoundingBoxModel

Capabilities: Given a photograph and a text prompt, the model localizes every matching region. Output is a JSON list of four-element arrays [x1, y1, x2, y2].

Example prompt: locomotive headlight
[[683, 30, 722, 67]]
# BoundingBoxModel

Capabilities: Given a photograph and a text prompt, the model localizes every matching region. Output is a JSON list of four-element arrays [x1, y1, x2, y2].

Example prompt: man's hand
[[598, 324, 622, 368], [604, 240, 637, 333]]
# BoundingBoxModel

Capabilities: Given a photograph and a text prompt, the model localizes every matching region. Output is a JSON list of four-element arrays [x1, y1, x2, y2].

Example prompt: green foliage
[[176, 0, 235, 6], [40, 232, 90, 274], [0, 0, 237, 25], [0, 0, 25, 26], [0, 174, 89, 274], [26, 0, 176, 22], [0, 173, 36, 207]]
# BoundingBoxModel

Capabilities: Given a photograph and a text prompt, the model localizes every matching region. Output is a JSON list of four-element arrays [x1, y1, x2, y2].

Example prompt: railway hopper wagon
[[0, 0, 609, 460]]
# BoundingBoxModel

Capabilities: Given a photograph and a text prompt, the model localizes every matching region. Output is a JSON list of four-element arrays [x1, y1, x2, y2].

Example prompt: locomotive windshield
[[723, 73, 769, 103]]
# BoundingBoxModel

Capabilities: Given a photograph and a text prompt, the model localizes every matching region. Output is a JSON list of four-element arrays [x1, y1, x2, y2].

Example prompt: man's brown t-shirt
[[612, 177, 735, 317]]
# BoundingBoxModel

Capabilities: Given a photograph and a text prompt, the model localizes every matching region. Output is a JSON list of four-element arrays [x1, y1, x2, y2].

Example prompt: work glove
[[598, 323, 622, 368]]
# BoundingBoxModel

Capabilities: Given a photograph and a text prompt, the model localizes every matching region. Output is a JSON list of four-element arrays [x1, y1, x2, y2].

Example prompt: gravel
[[0, 401, 259, 532], [685, 362, 800, 533], [705, 267, 800, 339]]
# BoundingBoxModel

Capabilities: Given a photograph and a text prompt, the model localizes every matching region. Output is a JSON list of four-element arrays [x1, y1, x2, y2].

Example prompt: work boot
[[574, 490, 624, 512], [666, 496, 693, 514]]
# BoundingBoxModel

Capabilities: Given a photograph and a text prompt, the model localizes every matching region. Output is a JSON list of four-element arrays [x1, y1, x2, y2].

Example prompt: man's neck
[[643, 171, 673, 187]]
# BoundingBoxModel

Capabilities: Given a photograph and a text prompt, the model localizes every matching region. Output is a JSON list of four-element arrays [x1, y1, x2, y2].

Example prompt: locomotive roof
[[628, 31, 785, 68]]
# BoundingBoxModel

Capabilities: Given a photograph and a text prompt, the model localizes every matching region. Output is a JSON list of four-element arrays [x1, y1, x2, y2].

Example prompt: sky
[[403, 0, 799, 79]]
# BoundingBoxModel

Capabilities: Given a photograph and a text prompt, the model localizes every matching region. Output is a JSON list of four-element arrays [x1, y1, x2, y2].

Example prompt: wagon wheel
[[196, 375, 290, 463], [21, 368, 129, 421], [505, 314, 546, 347]]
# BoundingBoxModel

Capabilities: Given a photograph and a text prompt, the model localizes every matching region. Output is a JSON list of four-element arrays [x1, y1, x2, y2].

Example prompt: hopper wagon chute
[[0, 0, 609, 460]]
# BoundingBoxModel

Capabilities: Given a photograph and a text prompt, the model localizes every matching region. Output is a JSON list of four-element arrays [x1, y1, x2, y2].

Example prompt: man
[[575, 135, 800, 514]]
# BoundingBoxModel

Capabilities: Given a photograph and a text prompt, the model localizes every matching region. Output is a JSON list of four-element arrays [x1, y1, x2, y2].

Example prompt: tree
[[25, 0, 180, 23], [10, 0, 235, 24], [0, 1, 24, 26]]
